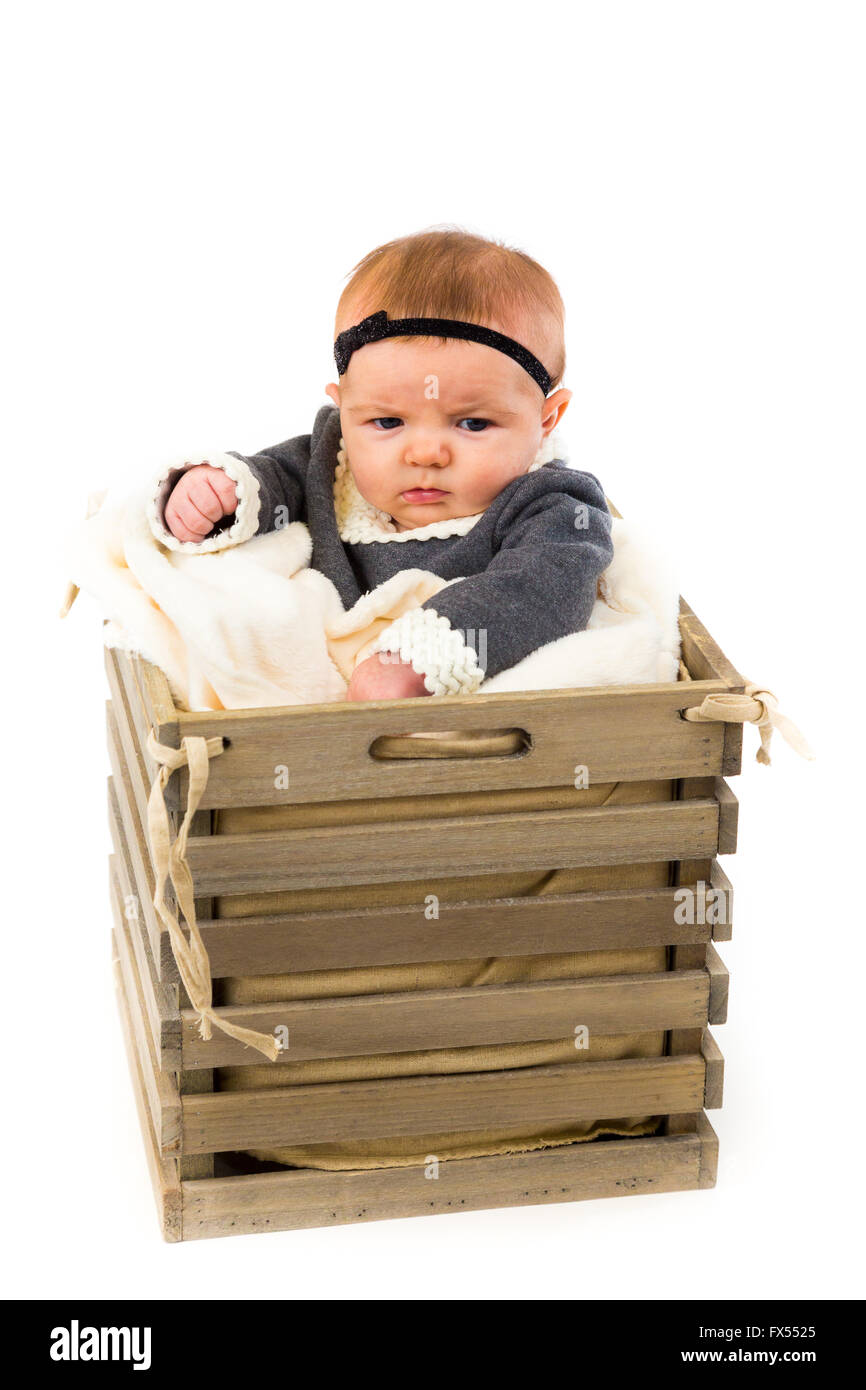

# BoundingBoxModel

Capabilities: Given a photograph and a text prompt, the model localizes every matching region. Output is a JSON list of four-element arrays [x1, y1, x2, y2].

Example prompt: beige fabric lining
[[219, 1032, 666, 1171]]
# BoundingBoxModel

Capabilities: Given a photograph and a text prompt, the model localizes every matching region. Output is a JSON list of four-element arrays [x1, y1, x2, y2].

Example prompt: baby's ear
[[541, 388, 572, 435], [325, 382, 341, 408]]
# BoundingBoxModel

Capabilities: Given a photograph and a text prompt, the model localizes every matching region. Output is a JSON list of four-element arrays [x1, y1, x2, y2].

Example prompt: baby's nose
[[407, 435, 449, 467]]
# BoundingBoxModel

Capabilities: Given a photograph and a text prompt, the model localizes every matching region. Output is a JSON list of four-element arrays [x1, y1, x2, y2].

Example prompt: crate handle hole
[[369, 728, 532, 761]]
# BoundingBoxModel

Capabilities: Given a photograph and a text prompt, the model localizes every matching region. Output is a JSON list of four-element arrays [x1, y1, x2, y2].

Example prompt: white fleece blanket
[[66, 485, 681, 711]]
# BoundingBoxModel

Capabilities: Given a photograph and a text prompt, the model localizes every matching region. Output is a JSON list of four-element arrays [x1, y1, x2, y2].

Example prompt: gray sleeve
[[225, 433, 312, 538], [422, 472, 613, 683]]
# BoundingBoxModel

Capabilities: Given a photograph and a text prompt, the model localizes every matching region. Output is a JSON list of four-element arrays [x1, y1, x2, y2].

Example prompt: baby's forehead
[[340, 336, 540, 406]]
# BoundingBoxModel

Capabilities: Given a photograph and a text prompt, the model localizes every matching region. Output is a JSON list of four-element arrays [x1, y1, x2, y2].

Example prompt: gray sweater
[[150, 403, 614, 693]]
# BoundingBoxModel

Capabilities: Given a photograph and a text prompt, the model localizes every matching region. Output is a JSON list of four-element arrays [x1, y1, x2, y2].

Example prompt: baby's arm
[[149, 434, 312, 551], [368, 471, 614, 693]]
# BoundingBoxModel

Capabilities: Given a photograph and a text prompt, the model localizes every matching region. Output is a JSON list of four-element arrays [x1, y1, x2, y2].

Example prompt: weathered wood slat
[[702, 1030, 725, 1108], [106, 649, 162, 793], [110, 659, 215, 917], [181, 1122, 717, 1239], [181, 968, 709, 1069], [192, 879, 721, 980], [709, 858, 734, 941], [166, 683, 730, 809], [678, 603, 745, 688], [108, 775, 180, 1029], [113, 956, 182, 1241], [182, 1054, 706, 1154], [678, 605, 745, 776], [114, 649, 177, 748], [696, 1111, 720, 1187], [714, 778, 739, 854], [111, 921, 182, 1154], [106, 714, 166, 976], [186, 799, 722, 895], [109, 852, 182, 1069], [706, 944, 729, 1025], [105, 658, 156, 833], [177, 1070, 217, 1182]]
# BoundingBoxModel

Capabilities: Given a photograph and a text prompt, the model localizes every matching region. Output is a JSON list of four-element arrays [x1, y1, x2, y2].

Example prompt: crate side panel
[[182, 1129, 705, 1238], [174, 684, 729, 808]]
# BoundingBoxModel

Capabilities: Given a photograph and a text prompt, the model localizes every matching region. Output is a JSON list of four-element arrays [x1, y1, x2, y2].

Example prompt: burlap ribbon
[[683, 681, 815, 766], [145, 730, 281, 1062]]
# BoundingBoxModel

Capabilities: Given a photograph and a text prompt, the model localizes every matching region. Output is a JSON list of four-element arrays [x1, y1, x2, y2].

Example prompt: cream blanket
[[66, 485, 680, 710]]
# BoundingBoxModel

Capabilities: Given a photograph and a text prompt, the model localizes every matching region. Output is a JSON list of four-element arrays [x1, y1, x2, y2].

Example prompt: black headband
[[334, 310, 552, 395]]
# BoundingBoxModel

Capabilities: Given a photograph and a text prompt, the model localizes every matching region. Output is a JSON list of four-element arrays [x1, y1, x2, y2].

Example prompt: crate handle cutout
[[145, 730, 281, 1062], [369, 728, 531, 761], [682, 680, 814, 766]]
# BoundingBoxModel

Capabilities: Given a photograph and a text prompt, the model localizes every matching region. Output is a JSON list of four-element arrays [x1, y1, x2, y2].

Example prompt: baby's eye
[[458, 418, 491, 432], [371, 417, 403, 430]]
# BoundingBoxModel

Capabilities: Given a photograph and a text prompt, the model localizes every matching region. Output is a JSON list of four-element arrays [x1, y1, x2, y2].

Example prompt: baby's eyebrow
[[447, 402, 519, 417]]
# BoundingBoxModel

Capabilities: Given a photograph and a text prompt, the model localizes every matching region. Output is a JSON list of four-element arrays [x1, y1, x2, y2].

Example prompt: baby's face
[[326, 338, 569, 531]]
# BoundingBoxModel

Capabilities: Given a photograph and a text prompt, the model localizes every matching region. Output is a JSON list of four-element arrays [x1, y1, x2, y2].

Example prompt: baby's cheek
[[467, 457, 527, 507], [347, 457, 388, 510]]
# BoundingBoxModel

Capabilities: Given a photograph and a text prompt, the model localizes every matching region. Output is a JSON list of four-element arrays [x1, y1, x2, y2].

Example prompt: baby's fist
[[346, 653, 431, 702], [164, 464, 238, 543]]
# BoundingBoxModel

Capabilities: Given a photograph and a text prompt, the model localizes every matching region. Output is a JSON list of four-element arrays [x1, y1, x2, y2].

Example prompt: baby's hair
[[336, 227, 567, 388]]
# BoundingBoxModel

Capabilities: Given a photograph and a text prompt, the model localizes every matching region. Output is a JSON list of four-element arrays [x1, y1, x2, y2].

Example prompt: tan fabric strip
[[683, 680, 814, 766], [145, 730, 281, 1062]]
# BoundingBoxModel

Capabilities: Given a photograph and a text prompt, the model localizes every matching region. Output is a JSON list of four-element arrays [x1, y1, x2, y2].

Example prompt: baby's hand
[[346, 653, 431, 702], [164, 464, 238, 543]]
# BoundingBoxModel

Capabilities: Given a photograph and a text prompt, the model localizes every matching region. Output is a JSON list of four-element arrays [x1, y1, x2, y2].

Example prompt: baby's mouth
[[401, 488, 450, 504]]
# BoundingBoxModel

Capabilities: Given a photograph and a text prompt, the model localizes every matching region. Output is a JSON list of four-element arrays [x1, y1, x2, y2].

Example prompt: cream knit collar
[[334, 433, 565, 545]]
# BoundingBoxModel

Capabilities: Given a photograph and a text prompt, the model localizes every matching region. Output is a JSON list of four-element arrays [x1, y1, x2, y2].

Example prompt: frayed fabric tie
[[145, 730, 281, 1062], [683, 681, 815, 766]]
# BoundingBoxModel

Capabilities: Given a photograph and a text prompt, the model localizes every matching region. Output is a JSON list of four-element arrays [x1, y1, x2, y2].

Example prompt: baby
[[149, 229, 614, 701]]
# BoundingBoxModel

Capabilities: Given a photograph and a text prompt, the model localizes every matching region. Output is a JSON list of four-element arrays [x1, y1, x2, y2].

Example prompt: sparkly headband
[[333, 310, 552, 395]]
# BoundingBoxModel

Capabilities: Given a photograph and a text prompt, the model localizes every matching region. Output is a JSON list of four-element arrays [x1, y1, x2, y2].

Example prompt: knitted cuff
[[146, 451, 261, 554], [370, 608, 484, 696]]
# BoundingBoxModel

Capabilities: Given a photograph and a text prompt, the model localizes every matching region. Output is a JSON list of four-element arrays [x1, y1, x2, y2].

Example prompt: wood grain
[[107, 649, 161, 790], [181, 968, 709, 1069], [181, 1124, 715, 1239], [186, 799, 722, 895], [109, 852, 181, 1070], [192, 882, 718, 980], [113, 955, 182, 1241], [166, 683, 731, 810], [111, 923, 182, 1154], [701, 1030, 725, 1108], [705, 944, 730, 1025], [714, 778, 739, 855], [709, 858, 734, 941], [181, 1054, 706, 1154], [678, 604, 745, 777], [697, 1111, 720, 1188], [106, 715, 167, 978]]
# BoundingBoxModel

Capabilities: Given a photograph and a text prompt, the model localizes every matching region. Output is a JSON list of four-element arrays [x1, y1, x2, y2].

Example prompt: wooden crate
[[106, 598, 739, 1240]]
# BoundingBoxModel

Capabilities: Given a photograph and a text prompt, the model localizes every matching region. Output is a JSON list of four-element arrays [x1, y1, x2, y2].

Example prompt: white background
[[2, 0, 863, 1300]]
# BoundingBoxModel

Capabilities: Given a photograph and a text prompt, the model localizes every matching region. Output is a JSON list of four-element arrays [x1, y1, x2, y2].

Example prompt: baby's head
[[325, 229, 571, 531]]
